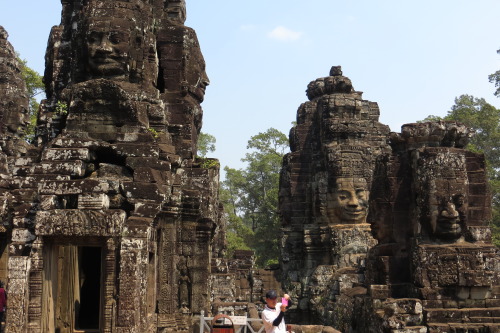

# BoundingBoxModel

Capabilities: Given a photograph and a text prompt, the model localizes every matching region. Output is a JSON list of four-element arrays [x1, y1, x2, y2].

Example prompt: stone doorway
[[76, 246, 102, 331], [43, 243, 104, 333]]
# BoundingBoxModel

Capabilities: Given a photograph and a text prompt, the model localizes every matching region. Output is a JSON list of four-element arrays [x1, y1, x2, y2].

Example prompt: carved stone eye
[[109, 33, 121, 44], [87, 33, 100, 44]]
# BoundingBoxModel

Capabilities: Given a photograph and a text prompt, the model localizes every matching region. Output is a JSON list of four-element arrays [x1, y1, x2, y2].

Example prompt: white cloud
[[267, 26, 303, 42]]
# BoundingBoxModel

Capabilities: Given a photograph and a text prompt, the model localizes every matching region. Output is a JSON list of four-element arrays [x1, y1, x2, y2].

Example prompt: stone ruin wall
[[279, 67, 500, 333]]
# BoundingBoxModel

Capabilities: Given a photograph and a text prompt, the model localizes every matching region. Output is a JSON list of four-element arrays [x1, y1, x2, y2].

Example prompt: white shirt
[[261, 303, 286, 333]]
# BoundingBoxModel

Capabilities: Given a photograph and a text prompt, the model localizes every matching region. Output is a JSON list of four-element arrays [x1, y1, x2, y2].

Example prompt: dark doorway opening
[[76, 246, 102, 330]]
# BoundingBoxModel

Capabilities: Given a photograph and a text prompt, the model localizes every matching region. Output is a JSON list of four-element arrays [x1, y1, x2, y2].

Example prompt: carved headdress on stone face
[[303, 67, 390, 225]]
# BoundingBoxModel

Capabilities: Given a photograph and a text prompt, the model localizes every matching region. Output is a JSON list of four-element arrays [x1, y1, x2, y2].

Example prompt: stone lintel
[[35, 209, 126, 237]]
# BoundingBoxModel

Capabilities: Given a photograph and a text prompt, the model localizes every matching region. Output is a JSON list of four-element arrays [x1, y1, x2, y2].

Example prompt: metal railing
[[199, 311, 265, 333]]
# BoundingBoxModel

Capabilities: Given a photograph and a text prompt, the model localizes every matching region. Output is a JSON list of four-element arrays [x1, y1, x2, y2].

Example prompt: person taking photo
[[261, 290, 291, 333]]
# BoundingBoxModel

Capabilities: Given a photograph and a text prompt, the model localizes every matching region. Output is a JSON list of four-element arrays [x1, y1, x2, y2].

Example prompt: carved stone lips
[[345, 209, 364, 215], [438, 217, 460, 226], [92, 57, 119, 64]]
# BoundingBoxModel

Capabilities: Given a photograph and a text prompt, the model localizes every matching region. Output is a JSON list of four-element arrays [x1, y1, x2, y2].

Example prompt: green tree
[[17, 55, 44, 140], [219, 181, 254, 258], [197, 132, 216, 157], [422, 95, 500, 245], [489, 49, 500, 98], [221, 128, 289, 267]]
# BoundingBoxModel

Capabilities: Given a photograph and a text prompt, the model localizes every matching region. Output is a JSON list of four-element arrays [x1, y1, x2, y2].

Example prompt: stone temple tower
[[0, 1, 224, 332], [279, 66, 391, 329]]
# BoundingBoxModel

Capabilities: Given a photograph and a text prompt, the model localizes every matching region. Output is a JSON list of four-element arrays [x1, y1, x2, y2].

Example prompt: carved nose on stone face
[[347, 195, 360, 207], [441, 203, 459, 218], [97, 37, 113, 53], [198, 75, 209, 88], [196, 77, 210, 92]]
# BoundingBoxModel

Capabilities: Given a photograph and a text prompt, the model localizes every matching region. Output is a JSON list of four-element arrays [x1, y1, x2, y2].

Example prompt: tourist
[[261, 290, 290, 333]]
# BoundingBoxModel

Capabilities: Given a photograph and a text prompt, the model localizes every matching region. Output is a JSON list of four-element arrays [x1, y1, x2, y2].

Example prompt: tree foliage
[[17, 55, 44, 140], [219, 183, 254, 257], [489, 49, 500, 98], [422, 94, 500, 245], [197, 132, 216, 157], [221, 128, 289, 267]]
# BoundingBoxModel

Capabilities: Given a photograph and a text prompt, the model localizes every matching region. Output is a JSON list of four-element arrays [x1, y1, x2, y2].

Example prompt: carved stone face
[[3, 103, 30, 135], [86, 19, 130, 78], [429, 192, 466, 241], [185, 49, 209, 102], [327, 178, 369, 224], [434, 199, 462, 240], [413, 148, 469, 242]]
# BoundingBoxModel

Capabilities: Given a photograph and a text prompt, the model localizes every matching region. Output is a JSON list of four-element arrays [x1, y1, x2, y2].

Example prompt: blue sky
[[1, 0, 500, 172]]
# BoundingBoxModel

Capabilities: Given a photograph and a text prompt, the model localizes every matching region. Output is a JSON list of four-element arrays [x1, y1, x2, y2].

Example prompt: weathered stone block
[[471, 287, 491, 300], [391, 327, 427, 333], [426, 309, 464, 323], [133, 200, 162, 218], [51, 137, 101, 148], [486, 299, 500, 308], [38, 179, 109, 195], [39, 195, 57, 210], [126, 157, 171, 171], [122, 182, 166, 201], [11, 228, 36, 242], [41, 148, 93, 161], [114, 143, 159, 158], [34, 161, 86, 176], [13, 156, 37, 166], [78, 193, 110, 210]]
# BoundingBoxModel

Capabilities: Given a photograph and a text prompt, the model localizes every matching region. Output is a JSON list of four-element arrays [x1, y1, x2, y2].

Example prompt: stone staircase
[[425, 307, 500, 333]]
